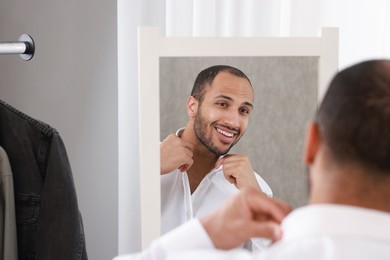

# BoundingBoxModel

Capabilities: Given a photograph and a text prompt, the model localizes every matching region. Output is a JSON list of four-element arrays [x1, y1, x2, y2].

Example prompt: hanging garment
[[0, 100, 87, 260], [0, 146, 18, 260]]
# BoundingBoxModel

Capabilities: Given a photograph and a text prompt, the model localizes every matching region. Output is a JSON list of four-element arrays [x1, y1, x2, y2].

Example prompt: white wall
[[289, 0, 390, 69], [0, 1, 118, 259]]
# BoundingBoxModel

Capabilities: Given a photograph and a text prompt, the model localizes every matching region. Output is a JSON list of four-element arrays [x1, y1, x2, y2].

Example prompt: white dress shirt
[[165, 204, 390, 260], [161, 167, 272, 235], [114, 204, 390, 260], [257, 204, 390, 260], [161, 127, 272, 252]]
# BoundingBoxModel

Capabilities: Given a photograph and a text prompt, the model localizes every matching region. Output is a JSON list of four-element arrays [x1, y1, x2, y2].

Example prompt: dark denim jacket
[[0, 100, 87, 260]]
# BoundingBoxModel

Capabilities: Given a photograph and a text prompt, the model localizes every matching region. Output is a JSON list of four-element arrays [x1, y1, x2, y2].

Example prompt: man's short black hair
[[316, 60, 390, 173], [191, 65, 252, 103]]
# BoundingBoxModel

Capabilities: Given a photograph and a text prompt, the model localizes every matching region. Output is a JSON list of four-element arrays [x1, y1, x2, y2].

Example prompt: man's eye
[[217, 102, 227, 107], [240, 108, 250, 114]]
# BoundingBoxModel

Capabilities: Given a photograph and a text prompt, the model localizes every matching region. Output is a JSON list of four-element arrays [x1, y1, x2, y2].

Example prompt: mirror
[[160, 56, 318, 208], [138, 27, 338, 248]]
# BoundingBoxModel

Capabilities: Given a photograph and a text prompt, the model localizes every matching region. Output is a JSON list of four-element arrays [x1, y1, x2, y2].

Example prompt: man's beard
[[193, 107, 239, 156]]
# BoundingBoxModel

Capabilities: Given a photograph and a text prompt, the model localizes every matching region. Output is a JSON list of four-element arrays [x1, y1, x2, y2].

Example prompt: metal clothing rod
[[0, 34, 35, 61]]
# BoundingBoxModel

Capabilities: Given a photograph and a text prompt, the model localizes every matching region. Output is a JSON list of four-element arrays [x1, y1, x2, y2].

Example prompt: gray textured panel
[[160, 57, 318, 208]]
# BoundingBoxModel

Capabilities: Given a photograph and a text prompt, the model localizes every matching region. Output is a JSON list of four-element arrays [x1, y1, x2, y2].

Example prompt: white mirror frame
[[137, 26, 338, 249]]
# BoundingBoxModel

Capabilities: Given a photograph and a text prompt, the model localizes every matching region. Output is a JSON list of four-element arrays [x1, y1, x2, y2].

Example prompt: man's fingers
[[248, 221, 283, 242], [226, 175, 236, 184], [179, 160, 193, 172], [245, 189, 292, 223], [178, 149, 194, 172], [178, 165, 187, 172], [201, 188, 291, 250], [181, 140, 194, 151], [267, 197, 293, 216], [183, 146, 193, 158]]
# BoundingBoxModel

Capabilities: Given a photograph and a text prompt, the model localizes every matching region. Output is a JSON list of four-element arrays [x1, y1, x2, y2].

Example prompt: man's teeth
[[217, 128, 234, 137]]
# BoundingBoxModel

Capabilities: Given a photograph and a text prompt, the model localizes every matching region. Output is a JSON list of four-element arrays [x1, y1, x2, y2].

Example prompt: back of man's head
[[316, 60, 390, 174]]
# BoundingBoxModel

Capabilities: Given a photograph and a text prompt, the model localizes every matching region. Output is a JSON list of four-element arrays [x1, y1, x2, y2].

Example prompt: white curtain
[[289, 0, 390, 69], [118, 0, 390, 254], [166, 0, 284, 37]]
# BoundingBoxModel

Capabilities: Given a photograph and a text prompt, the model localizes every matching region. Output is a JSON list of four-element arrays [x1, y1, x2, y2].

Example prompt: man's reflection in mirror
[[160, 65, 272, 252]]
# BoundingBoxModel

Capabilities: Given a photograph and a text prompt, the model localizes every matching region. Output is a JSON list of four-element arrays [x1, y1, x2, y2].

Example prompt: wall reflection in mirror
[[160, 57, 318, 208]]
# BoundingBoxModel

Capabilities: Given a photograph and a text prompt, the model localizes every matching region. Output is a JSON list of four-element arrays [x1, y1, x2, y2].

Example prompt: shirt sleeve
[[113, 219, 215, 260], [167, 248, 254, 260]]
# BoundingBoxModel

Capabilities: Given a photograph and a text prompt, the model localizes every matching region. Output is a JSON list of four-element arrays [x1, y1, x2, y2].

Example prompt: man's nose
[[222, 110, 240, 128]]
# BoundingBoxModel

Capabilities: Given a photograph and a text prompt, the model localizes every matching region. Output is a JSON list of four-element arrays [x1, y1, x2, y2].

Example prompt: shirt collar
[[176, 127, 185, 137], [282, 204, 390, 242]]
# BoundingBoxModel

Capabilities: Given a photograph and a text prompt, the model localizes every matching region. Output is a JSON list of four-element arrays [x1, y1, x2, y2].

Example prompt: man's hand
[[215, 154, 261, 191], [160, 134, 194, 174], [201, 187, 292, 250]]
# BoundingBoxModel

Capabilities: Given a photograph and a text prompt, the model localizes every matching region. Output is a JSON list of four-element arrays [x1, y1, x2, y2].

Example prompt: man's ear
[[187, 96, 198, 118], [303, 122, 321, 165]]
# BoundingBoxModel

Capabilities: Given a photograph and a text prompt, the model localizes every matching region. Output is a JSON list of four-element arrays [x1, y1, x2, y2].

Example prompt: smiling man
[[160, 65, 272, 252]]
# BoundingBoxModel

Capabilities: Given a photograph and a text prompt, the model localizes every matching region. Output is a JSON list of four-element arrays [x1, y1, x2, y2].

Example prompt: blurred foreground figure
[[115, 59, 390, 260]]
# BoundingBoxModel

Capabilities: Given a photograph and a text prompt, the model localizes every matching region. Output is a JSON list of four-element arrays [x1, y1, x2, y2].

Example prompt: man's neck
[[309, 163, 390, 213], [180, 127, 220, 193], [187, 152, 219, 193]]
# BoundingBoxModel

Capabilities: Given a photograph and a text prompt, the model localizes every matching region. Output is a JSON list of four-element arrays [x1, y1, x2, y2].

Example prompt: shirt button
[[186, 211, 192, 219]]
